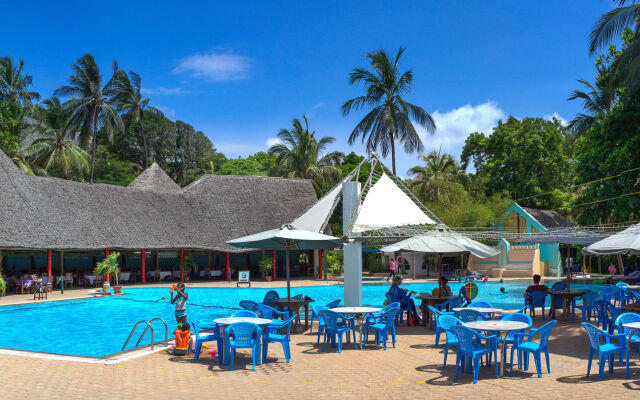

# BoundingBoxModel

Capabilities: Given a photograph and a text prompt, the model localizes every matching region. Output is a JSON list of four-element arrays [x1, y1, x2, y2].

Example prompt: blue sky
[[1, 1, 613, 176]]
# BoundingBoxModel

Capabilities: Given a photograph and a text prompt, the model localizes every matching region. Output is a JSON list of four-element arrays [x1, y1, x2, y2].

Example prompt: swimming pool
[[0, 281, 603, 357]]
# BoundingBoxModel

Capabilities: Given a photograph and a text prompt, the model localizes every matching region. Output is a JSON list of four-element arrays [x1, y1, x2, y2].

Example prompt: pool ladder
[[122, 318, 168, 352]]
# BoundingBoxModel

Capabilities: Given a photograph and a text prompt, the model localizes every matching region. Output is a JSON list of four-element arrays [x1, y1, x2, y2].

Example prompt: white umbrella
[[226, 224, 342, 298], [582, 223, 640, 255]]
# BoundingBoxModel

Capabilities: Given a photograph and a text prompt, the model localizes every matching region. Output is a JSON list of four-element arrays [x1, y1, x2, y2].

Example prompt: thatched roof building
[[0, 150, 317, 253]]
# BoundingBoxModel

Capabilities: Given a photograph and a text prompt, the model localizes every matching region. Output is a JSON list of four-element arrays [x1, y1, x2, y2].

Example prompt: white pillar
[[343, 181, 362, 306], [313, 250, 319, 278]]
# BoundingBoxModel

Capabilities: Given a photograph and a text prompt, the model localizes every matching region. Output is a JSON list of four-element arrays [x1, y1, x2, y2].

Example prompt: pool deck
[[0, 317, 637, 399]]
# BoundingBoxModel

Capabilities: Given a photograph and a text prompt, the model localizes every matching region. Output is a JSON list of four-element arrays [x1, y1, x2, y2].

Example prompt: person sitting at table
[[431, 276, 452, 297], [523, 274, 551, 303], [388, 276, 420, 323]]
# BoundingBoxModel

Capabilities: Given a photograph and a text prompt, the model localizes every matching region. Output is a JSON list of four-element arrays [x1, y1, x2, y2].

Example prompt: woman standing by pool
[[386, 257, 397, 282]]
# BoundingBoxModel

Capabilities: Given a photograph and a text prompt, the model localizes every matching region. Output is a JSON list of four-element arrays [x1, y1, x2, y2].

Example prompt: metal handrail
[[122, 320, 154, 351], [135, 318, 168, 348]]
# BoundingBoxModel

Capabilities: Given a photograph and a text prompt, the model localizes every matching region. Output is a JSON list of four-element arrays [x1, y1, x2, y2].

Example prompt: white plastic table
[[331, 307, 381, 349], [625, 285, 640, 291], [623, 321, 640, 366], [213, 317, 273, 365], [453, 307, 503, 317], [463, 320, 529, 377], [84, 274, 96, 285]]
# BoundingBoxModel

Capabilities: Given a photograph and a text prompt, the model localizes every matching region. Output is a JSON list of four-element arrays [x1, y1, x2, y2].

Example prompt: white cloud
[[543, 112, 568, 126], [215, 142, 262, 155], [173, 52, 252, 82], [265, 137, 281, 148], [417, 101, 507, 154], [141, 87, 188, 96]]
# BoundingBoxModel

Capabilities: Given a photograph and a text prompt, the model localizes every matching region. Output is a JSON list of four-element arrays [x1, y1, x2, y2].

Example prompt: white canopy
[[291, 183, 342, 232], [380, 233, 499, 258], [582, 223, 640, 255], [352, 174, 436, 233]]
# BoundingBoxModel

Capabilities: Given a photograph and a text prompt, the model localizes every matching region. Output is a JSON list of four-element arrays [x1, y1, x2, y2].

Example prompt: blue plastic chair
[[191, 319, 223, 364], [232, 310, 258, 318], [592, 300, 611, 331], [385, 293, 411, 325], [363, 307, 401, 350], [427, 305, 455, 347], [458, 286, 471, 306], [438, 315, 462, 369], [366, 302, 401, 327], [468, 301, 492, 308], [239, 300, 260, 312], [450, 325, 499, 384], [575, 292, 598, 322], [225, 322, 262, 371], [609, 305, 624, 333], [263, 290, 279, 303], [525, 291, 548, 320], [436, 296, 464, 311], [615, 313, 640, 355], [256, 304, 289, 320], [262, 314, 296, 363], [600, 286, 615, 303], [614, 285, 634, 306], [318, 310, 356, 353], [548, 282, 570, 317], [499, 312, 532, 365], [310, 299, 340, 334], [456, 309, 490, 323], [582, 322, 628, 380], [509, 320, 556, 377]]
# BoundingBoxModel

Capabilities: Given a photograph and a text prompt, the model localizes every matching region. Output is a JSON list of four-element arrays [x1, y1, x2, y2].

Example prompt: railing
[[122, 318, 168, 352]]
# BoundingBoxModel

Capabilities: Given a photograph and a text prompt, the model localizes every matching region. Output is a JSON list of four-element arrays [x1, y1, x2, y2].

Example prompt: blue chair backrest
[[526, 291, 548, 307], [326, 299, 341, 308], [609, 304, 624, 322], [500, 312, 532, 327], [551, 281, 568, 291], [457, 309, 489, 323], [381, 308, 402, 328], [600, 287, 614, 302], [293, 294, 303, 299], [616, 282, 629, 287], [615, 312, 640, 336], [313, 305, 329, 315], [450, 325, 479, 353], [458, 287, 470, 304], [592, 300, 610, 320], [536, 320, 558, 348], [446, 297, 465, 309], [226, 322, 260, 346], [582, 322, 606, 351], [427, 305, 443, 318], [268, 314, 297, 339], [191, 319, 218, 337], [438, 315, 462, 343], [239, 300, 259, 312], [468, 301, 492, 308], [318, 309, 346, 330], [581, 292, 598, 307], [256, 304, 279, 319], [232, 310, 258, 318], [263, 290, 279, 303], [382, 302, 401, 313]]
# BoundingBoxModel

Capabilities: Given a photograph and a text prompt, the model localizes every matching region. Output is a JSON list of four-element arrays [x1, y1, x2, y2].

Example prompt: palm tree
[[22, 97, 90, 179], [341, 47, 435, 175], [407, 150, 468, 204], [105, 62, 164, 168], [269, 115, 344, 192], [566, 79, 615, 136], [54, 54, 123, 183], [0, 57, 40, 106]]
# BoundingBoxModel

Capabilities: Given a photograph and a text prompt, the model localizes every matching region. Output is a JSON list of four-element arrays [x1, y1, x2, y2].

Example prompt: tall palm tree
[[269, 115, 344, 192], [0, 57, 40, 106], [105, 62, 164, 168], [341, 47, 435, 175], [54, 54, 123, 183], [408, 150, 467, 204], [22, 97, 90, 179], [566, 78, 615, 136]]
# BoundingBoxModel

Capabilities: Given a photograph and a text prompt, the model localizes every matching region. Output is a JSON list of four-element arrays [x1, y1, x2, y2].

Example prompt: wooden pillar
[[46, 249, 52, 277], [598, 255, 602, 275], [208, 251, 211, 269], [59, 251, 64, 294], [272, 249, 277, 281], [105, 248, 110, 283], [141, 249, 146, 284], [180, 248, 184, 282], [318, 249, 323, 280], [226, 252, 230, 282]]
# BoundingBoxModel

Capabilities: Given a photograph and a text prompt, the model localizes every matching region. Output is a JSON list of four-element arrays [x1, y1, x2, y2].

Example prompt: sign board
[[237, 270, 250, 287]]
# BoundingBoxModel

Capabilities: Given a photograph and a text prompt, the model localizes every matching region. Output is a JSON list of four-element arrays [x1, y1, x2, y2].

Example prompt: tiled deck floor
[[2, 318, 639, 399]]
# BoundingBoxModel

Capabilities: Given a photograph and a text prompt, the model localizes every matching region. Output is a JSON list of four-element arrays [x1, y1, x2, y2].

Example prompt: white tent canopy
[[582, 223, 640, 255], [380, 233, 499, 259], [352, 174, 436, 233], [291, 183, 342, 232]]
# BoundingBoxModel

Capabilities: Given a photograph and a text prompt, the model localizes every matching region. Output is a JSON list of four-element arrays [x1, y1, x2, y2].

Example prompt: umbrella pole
[[567, 244, 572, 291], [438, 254, 443, 293], [286, 245, 291, 300]]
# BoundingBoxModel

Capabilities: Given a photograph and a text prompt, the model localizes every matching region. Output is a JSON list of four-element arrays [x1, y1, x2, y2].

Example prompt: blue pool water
[[0, 282, 603, 357]]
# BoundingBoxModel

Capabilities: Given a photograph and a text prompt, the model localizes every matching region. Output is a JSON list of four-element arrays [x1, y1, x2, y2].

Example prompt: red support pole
[[318, 249, 323, 280], [46, 249, 52, 277], [141, 249, 146, 284], [272, 249, 277, 281], [180, 248, 185, 282], [226, 252, 230, 282], [105, 248, 110, 283]]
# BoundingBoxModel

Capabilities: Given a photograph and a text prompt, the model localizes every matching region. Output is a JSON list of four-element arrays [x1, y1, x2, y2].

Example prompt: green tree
[[460, 117, 570, 208], [175, 121, 216, 185], [0, 56, 40, 107], [217, 158, 265, 176], [54, 54, 124, 183], [106, 63, 164, 169], [22, 97, 90, 179], [341, 47, 435, 175], [269, 115, 344, 193], [408, 149, 468, 204]]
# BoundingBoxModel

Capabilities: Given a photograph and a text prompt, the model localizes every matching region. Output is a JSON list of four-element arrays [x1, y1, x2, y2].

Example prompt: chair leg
[[586, 351, 593, 377], [443, 344, 449, 369], [509, 346, 515, 377], [473, 357, 480, 384], [534, 352, 542, 377], [230, 348, 235, 371], [338, 333, 343, 353], [252, 348, 256, 371], [454, 353, 460, 381], [494, 349, 499, 379], [598, 354, 605, 381], [352, 328, 357, 349], [391, 328, 396, 348], [545, 349, 551, 373], [193, 340, 201, 363], [435, 327, 441, 348], [217, 339, 223, 364]]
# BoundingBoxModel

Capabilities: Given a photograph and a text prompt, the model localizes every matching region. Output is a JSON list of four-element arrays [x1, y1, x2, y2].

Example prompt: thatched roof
[[521, 207, 574, 229], [0, 150, 318, 252], [127, 163, 181, 194]]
